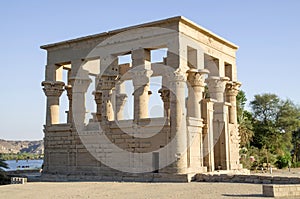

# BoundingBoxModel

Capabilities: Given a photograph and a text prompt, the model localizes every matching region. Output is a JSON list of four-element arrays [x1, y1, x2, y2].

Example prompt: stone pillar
[[130, 69, 153, 122], [70, 76, 91, 127], [226, 81, 241, 124], [170, 69, 187, 174], [186, 69, 209, 118], [201, 98, 216, 172], [99, 75, 116, 121], [116, 93, 127, 120], [65, 85, 73, 124], [186, 69, 208, 171], [114, 79, 127, 120], [45, 64, 57, 81], [131, 48, 152, 122], [226, 81, 242, 170], [93, 90, 102, 122], [206, 76, 230, 170], [158, 88, 170, 122], [42, 81, 65, 126]]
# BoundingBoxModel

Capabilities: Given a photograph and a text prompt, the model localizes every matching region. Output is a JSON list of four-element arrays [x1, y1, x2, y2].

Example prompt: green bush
[[292, 161, 300, 168], [0, 172, 10, 185], [275, 153, 291, 169]]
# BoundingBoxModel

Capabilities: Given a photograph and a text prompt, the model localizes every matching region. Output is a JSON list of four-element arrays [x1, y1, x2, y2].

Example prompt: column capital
[[206, 76, 229, 93], [116, 93, 128, 106], [98, 75, 117, 90], [169, 68, 187, 82], [158, 88, 170, 103], [42, 81, 65, 97], [92, 90, 103, 103], [129, 68, 153, 87], [226, 81, 241, 96], [65, 85, 72, 100], [187, 69, 209, 87]]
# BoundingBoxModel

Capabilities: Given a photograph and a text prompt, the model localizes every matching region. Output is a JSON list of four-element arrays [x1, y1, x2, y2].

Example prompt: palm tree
[[0, 159, 8, 172], [0, 158, 9, 185]]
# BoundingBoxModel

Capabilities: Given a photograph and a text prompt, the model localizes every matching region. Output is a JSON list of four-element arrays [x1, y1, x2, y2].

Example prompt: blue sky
[[0, 0, 299, 140]]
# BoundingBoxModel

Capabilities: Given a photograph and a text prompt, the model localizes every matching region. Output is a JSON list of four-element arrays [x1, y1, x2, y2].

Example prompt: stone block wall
[[195, 173, 300, 184], [263, 184, 300, 197]]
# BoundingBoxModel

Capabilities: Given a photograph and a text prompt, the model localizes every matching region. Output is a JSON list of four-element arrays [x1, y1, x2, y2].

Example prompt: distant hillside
[[0, 139, 44, 154]]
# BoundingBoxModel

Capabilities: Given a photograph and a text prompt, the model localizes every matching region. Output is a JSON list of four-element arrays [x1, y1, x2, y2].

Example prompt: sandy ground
[[3, 168, 300, 199], [0, 182, 266, 199], [5, 168, 300, 199]]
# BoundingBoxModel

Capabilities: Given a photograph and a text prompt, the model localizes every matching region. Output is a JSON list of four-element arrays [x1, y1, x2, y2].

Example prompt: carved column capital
[[98, 75, 117, 90], [130, 68, 153, 87], [171, 68, 187, 82], [65, 85, 72, 100], [116, 93, 128, 106], [93, 90, 103, 103], [187, 69, 209, 87], [206, 76, 229, 93], [226, 81, 241, 97], [42, 81, 65, 97], [158, 88, 170, 103]]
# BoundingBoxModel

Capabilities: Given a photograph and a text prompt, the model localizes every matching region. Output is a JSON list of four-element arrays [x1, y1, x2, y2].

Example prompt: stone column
[[226, 81, 241, 124], [186, 69, 209, 118], [131, 48, 152, 122], [116, 94, 127, 120], [206, 76, 230, 170], [201, 98, 216, 172], [170, 69, 187, 174], [65, 85, 73, 124], [44, 64, 57, 81], [42, 81, 65, 126], [93, 90, 102, 122], [226, 81, 242, 170], [186, 69, 208, 171], [130, 69, 153, 122], [158, 88, 170, 122], [113, 79, 128, 121], [70, 76, 91, 127], [99, 75, 116, 121]]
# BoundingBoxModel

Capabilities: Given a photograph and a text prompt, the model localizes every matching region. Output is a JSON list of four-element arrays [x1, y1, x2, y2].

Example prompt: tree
[[250, 93, 300, 168], [250, 94, 281, 150], [236, 90, 254, 148], [0, 159, 8, 172], [0, 158, 9, 185], [292, 128, 300, 163]]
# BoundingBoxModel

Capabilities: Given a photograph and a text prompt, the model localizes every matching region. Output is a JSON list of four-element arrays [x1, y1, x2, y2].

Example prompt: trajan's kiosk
[[41, 16, 242, 182]]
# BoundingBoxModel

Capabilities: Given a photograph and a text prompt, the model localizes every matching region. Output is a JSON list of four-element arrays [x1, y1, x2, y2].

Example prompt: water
[[3, 159, 43, 171]]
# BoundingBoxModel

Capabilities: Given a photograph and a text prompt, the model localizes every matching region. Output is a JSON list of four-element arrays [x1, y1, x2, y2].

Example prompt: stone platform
[[40, 173, 196, 183]]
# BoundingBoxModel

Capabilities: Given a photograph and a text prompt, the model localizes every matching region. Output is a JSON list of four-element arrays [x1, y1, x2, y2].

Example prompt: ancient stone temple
[[41, 16, 242, 182]]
